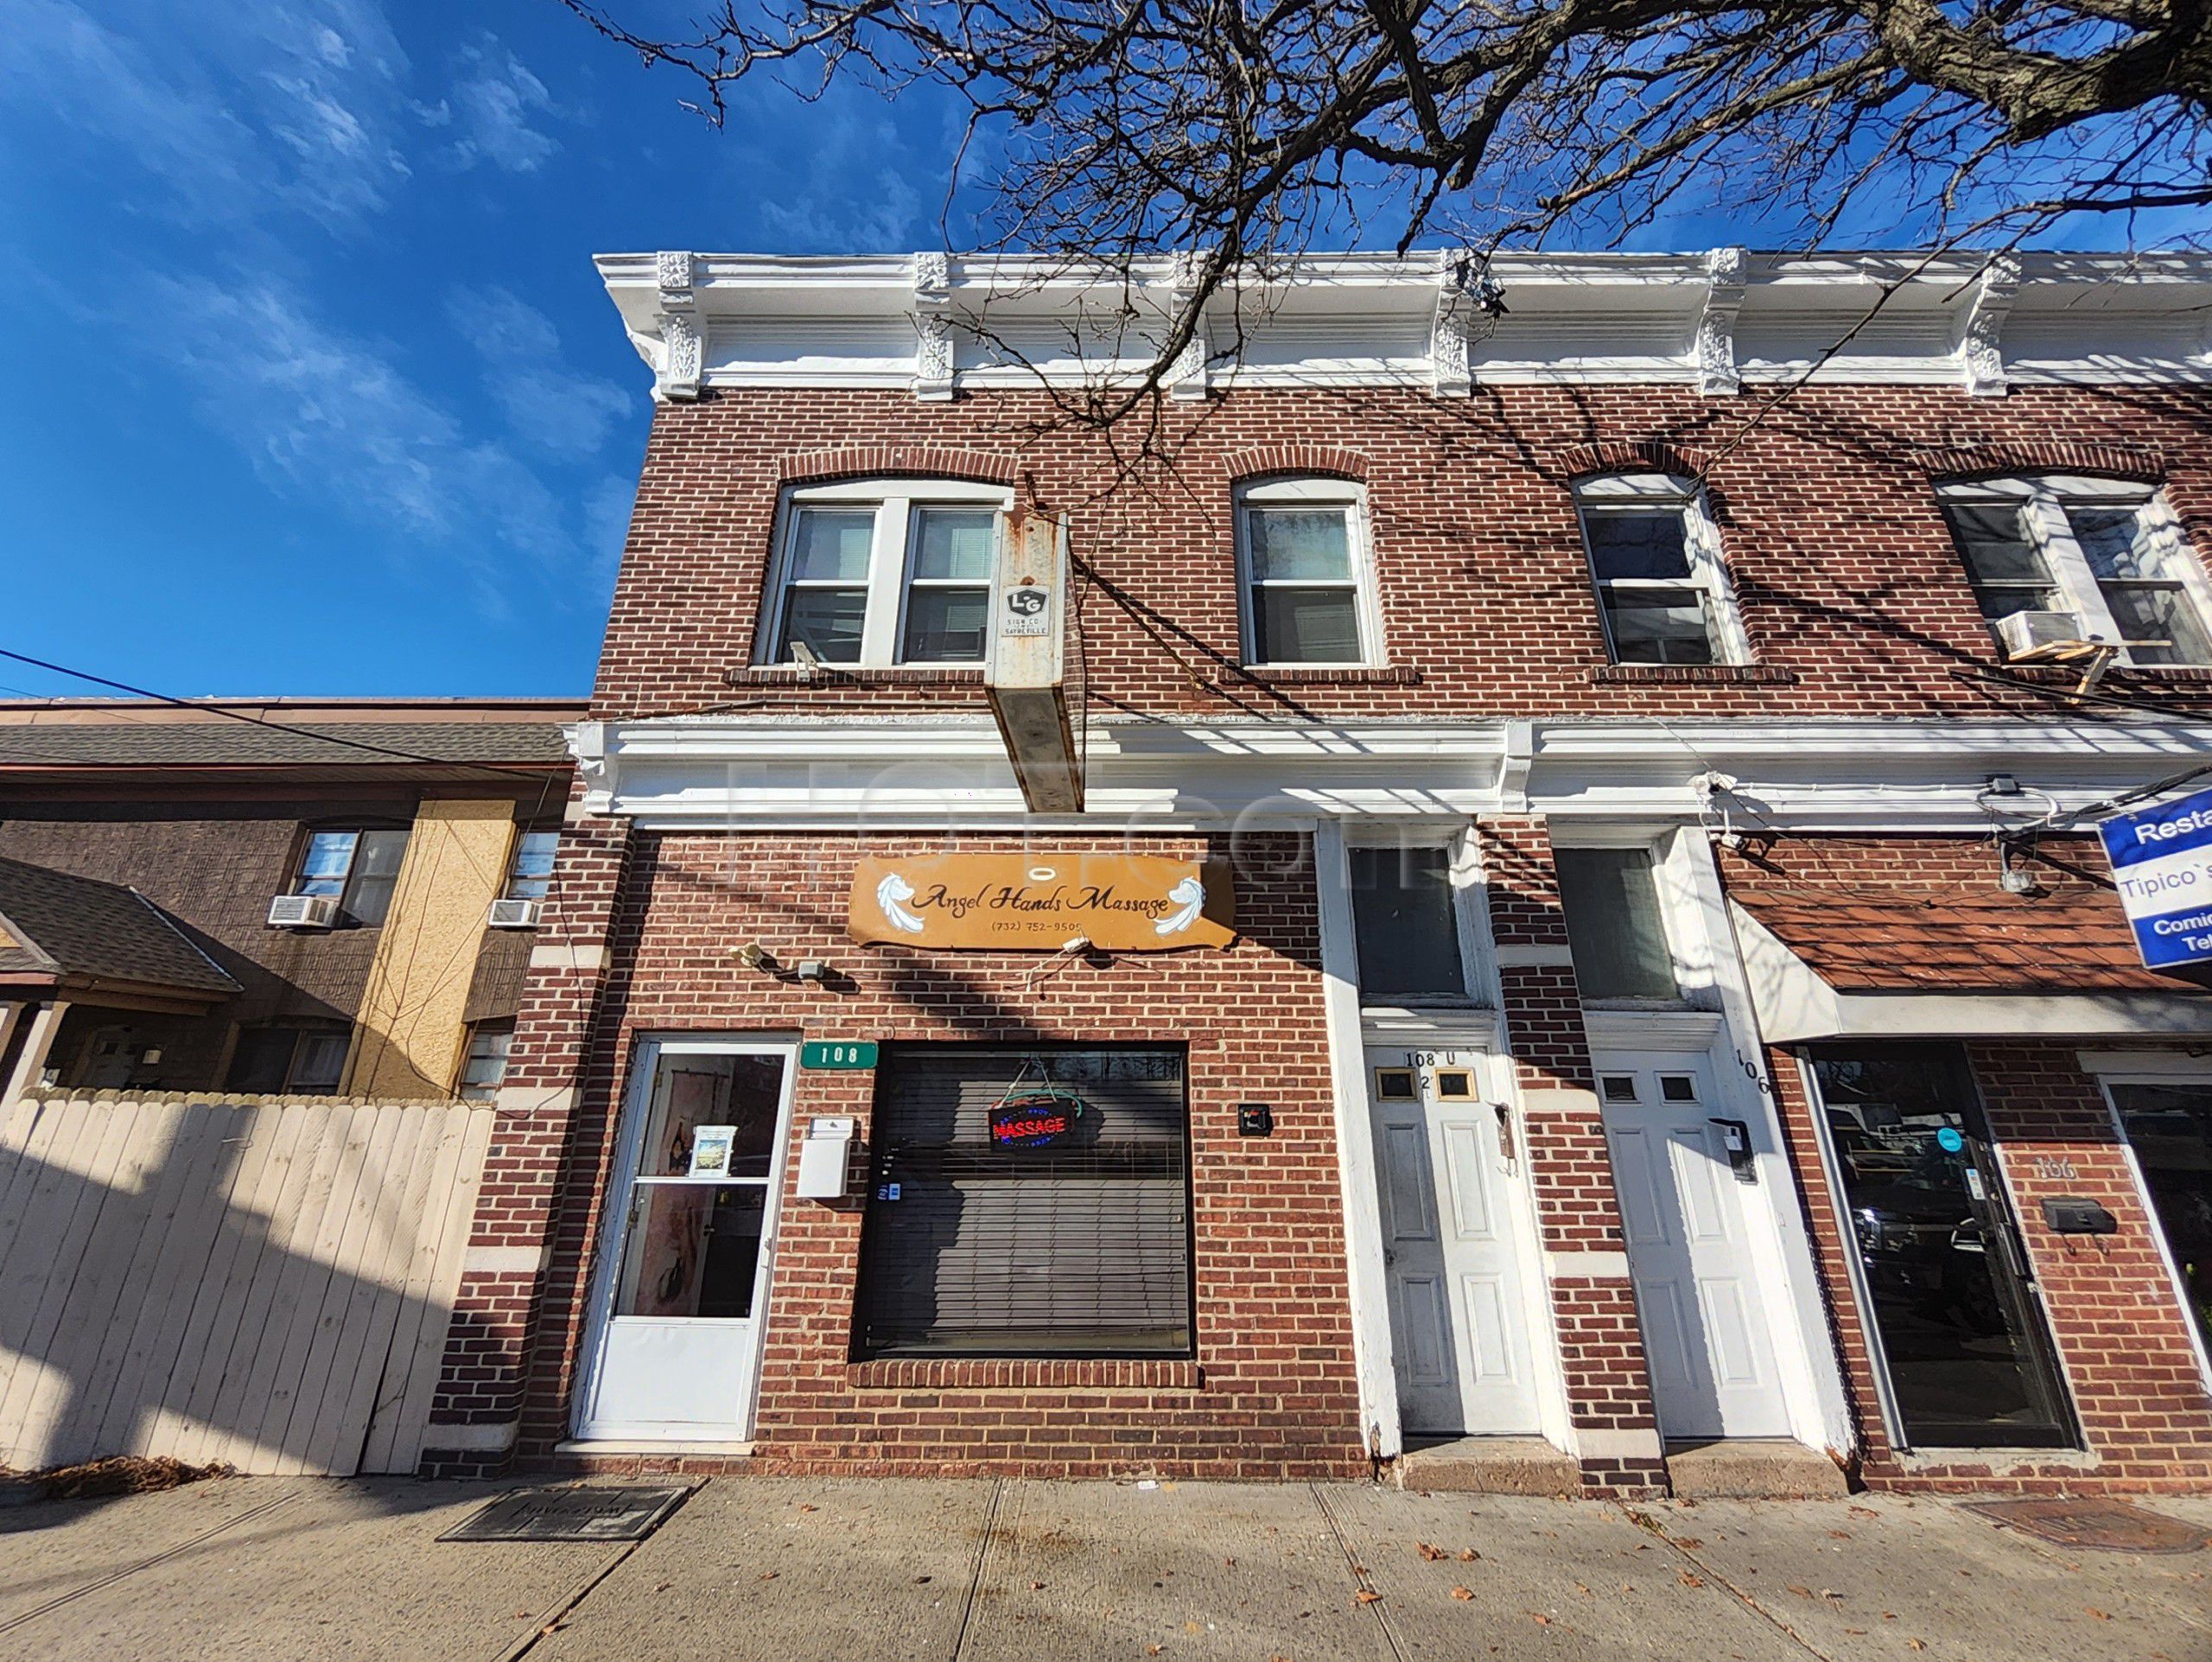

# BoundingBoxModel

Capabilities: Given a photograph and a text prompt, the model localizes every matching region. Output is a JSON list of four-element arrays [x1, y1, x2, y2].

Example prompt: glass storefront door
[[1808, 1043, 2077, 1449], [2108, 1081, 2212, 1356]]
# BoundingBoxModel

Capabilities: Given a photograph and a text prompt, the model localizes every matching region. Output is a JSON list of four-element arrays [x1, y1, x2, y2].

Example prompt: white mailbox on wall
[[796, 1117, 856, 1200]]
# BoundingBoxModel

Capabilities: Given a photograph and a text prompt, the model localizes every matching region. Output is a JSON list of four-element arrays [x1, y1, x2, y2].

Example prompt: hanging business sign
[[848, 854, 1235, 951], [2096, 786, 2212, 969], [988, 1090, 1086, 1149]]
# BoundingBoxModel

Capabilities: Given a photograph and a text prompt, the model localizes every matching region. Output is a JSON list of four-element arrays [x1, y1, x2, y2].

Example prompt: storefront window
[[855, 1047, 1192, 1357], [2110, 1081, 2212, 1354]]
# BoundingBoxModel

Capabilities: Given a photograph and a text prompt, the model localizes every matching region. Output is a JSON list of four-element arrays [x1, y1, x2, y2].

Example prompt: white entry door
[[1369, 1051, 1541, 1436], [575, 1037, 798, 1442], [1594, 1051, 1789, 1440]]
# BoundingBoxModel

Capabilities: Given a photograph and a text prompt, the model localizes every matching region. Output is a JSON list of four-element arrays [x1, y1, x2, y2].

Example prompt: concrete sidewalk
[[3, 1475, 2208, 1662]]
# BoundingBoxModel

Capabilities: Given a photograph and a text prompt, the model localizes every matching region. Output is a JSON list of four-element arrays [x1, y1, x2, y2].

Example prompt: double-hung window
[[504, 828, 559, 902], [1235, 478, 1379, 666], [763, 479, 1014, 667], [1573, 474, 1747, 665], [293, 827, 409, 926], [1939, 476, 2212, 666]]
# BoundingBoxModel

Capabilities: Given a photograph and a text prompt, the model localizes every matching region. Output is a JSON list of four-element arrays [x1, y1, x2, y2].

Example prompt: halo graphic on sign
[[989, 1088, 1085, 1149]]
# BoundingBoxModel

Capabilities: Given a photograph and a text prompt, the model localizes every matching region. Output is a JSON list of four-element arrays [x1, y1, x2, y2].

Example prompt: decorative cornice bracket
[[1431, 252, 1474, 398], [1961, 253, 2020, 398], [652, 250, 702, 403], [1168, 252, 1211, 401], [912, 252, 955, 402], [1697, 245, 1747, 396]]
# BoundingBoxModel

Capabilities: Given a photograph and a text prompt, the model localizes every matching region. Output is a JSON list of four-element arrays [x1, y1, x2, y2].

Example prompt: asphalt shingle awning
[[0, 856, 238, 1003]]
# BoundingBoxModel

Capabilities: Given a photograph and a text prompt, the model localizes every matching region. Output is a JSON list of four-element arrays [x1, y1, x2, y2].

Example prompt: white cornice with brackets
[[569, 714, 2212, 833], [595, 248, 2212, 402]]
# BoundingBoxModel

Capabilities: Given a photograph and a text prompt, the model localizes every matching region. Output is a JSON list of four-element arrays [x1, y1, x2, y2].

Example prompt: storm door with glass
[[1808, 1043, 2076, 1449], [575, 1038, 797, 1441]]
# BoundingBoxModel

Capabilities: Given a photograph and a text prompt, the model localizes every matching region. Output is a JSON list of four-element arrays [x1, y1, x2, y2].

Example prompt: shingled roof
[[0, 721, 572, 768], [0, 857, 239, 998], [1720, 835, 2207, 995]]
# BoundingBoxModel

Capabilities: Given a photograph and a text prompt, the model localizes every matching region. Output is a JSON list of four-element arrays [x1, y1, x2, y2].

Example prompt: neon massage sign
[[988, 1088, 1087, 1149]]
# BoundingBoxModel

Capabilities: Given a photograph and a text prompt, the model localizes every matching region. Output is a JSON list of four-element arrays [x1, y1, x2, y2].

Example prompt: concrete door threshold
[[1663, 1437, 1851, 1499], [1395, 1436, 1581, 1496]]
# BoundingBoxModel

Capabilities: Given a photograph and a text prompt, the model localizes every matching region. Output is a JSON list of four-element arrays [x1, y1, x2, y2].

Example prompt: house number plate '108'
[[801, 1041, 879, 1070]]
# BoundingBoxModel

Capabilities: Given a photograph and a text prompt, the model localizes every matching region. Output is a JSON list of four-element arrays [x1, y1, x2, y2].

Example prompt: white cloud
[[154, 277, 594, 602], [420, 36, 561, 174], [744, 87, 933, 252], [0, 0, 413, 227], [444, 285, 634, 457]]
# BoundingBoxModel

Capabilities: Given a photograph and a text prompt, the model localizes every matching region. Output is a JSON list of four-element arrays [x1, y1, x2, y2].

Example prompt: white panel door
[[1594, 1053, 1789, 1440], [576, 1039, 797, 1442], [1369, 1051, 1541, 1436]]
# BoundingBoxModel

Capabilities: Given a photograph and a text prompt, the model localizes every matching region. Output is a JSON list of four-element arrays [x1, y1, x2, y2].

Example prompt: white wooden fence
[[0, 1091, 493, 1475]]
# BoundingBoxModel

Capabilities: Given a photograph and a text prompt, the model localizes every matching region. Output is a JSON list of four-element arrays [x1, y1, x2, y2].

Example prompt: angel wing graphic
[[876, 870, 926, 934], [1154, 874, 1205, 936]]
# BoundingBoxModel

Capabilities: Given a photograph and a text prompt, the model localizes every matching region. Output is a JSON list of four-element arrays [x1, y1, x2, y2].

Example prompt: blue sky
[[1, 4, 2187, 701], [0, 0, 971, 699]]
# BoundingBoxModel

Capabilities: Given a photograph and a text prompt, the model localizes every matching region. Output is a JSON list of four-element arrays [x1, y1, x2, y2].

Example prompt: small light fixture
[[735, 941, 777, 971], [794, 958, 828, 982]]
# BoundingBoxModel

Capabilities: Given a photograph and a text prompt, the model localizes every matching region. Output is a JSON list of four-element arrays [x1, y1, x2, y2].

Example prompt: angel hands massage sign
[[847, 855, 1235, 951]]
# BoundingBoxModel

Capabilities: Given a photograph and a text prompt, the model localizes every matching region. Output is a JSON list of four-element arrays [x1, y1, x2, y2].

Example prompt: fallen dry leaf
[[1908, 1640, 1927, 1652], [1452, 1587, 1475, 1602], [1828, 1530, 1852, 1540], [1529, 1613, 1553, 1626], [1678, 1570, 1705, 1589], [1675, 1538, 1704, 1549], [1417, 1543, 1447, 1561], [1846, 1628, 1867, 1636], [1031, 1582, 1046, 1591], [2086, 1609, 2112, 1621], [1145, 1646, 1164, 1657], [1185, 1622, 1203, 1634], [1787, 1585, 1815, 1599], [1850, 1506, 1879, 1519], [1355, 1589, 1384, 1605], [758, 1571, 779, 1582], [1574, 1582, 1592, 1596], [1458, 1548, 1480, 1562]]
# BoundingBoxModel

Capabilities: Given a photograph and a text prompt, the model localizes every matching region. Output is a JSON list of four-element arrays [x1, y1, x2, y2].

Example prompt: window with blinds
[[854, 1047, 1192, 1358]]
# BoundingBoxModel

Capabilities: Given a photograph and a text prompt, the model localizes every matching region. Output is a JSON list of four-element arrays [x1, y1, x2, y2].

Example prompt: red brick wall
[[1478, 818, 1667, 1495], [594, 384, 2212, 726], [435, 828, 1367, 1480]]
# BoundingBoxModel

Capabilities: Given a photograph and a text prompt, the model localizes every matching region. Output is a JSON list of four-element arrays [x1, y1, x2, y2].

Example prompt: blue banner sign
[[2097, 786, 2212, 968]]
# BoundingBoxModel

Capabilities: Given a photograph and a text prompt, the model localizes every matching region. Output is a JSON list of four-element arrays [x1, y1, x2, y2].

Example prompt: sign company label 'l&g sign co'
[[848, 854, 1236, 952], [2098, 785, 2212, 969]]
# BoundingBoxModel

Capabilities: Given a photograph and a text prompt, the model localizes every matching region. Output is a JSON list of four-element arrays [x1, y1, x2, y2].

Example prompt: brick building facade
[[423, 251, 2212, 1494]]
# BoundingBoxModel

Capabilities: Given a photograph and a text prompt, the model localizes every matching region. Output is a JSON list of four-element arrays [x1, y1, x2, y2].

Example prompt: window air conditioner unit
[[267, 893, 340, 929], [1994, 609, 2092, 662], [487, 897, 543, 929]]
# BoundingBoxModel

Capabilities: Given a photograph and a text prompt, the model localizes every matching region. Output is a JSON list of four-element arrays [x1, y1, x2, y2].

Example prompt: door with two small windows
[[1594, 1051, 1791, 1441], [1368, 1051, 1542, 1436]]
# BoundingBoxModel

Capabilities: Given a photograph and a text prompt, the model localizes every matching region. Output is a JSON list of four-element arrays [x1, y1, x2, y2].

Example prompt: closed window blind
[[855, 1047, 1192, 1358]]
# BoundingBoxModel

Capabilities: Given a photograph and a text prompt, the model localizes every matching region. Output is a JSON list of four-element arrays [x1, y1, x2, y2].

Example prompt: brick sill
[[847, 1358, 1203, 1391], [724, 665, 987, 688], [1230, 665, 1421, 688], [1589, 663, 1798, 686]]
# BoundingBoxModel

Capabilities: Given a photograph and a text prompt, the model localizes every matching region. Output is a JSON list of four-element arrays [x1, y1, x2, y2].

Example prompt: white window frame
[[1342, 823, 1494, 1009], [1548, 823, 1701, 1009], [1573, 473, 1751, 666], [1936, 475, 2212, 668], [759, 477, 1014, 668], [1234, 477, 1383, 669]]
